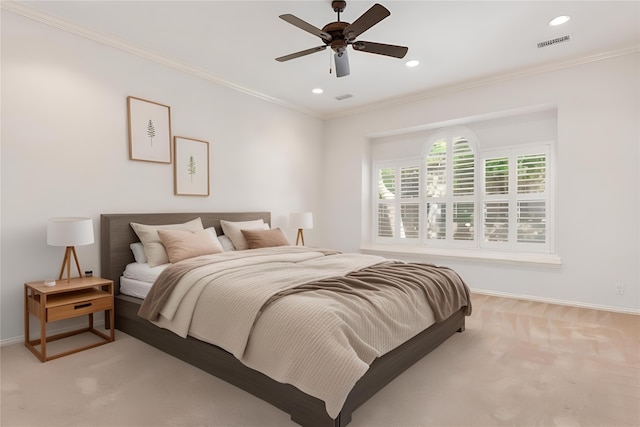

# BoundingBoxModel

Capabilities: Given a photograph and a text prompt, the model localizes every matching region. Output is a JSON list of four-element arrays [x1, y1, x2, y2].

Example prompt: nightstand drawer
[[47, 295, 112, 322]]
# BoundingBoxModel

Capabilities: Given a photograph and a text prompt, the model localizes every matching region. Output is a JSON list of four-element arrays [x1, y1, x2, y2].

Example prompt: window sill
[[360, 244, 562, 268]]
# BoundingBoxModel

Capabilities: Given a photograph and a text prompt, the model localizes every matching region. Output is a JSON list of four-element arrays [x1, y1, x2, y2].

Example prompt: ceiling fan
[[276, 1, 408, 78]]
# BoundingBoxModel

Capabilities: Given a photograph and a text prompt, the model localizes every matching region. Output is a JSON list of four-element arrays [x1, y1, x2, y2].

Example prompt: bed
[[100, 212, 470, 427]]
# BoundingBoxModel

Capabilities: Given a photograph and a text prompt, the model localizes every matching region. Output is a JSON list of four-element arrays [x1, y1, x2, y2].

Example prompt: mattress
[[120, 276, 153, 299], [123, 261, 167, 282], [120, 262, 167, 298]]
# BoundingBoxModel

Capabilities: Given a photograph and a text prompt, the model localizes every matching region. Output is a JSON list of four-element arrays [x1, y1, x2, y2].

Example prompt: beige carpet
[[2, 293, 639, 427]]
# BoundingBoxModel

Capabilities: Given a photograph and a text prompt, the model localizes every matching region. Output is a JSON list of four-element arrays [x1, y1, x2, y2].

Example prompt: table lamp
[[289, 212, 313, 246], [47, 217, 94, 282]]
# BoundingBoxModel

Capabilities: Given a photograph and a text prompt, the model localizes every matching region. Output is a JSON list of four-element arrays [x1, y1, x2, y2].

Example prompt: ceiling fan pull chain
[[329, 49, 333, 74]]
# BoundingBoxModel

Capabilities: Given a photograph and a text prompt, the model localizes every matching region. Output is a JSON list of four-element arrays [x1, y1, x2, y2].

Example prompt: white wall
[[322, 53, 640, 312], [1, 12, 324, 342]]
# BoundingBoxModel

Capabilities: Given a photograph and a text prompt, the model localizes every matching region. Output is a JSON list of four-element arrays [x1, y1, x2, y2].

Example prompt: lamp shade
[[47, 217, 94, 247], [289, 212, 313, 230]]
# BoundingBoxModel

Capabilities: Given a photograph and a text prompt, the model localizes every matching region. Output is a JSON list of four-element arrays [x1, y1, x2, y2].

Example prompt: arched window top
[[423, 126, 479, 158], [424, 126, 478, 199]]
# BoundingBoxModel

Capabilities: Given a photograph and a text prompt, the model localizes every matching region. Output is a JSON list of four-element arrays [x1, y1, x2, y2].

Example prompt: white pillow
[[220, 219, 268, 250], [204, 227, 225, 252], [123, 262, 168, 283], [217, 235, 235, 251], [130, 218, 204, 266], [130, 242, 148, 263]]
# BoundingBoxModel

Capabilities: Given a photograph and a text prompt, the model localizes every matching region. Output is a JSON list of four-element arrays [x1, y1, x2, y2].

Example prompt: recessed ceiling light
[[405, 60, 420, 68], [549, 15, 571, 26], [312, 88, 323, 94]]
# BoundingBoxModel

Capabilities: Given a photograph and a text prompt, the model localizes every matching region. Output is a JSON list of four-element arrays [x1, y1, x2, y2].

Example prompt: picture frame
[[174, 136, 210, 196], [127, 96, 172, 163]]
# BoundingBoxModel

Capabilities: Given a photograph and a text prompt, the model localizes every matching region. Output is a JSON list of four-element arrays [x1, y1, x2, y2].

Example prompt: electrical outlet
[[616, 283, 625, 295]]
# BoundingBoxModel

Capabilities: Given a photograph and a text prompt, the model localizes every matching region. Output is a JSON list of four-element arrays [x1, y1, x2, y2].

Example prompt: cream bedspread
[[138, 246, 470, 418]]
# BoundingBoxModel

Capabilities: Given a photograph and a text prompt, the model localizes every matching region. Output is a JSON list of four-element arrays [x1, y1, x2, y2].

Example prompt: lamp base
[[58, 246, 83, 283], [295, 229, 305, 246]]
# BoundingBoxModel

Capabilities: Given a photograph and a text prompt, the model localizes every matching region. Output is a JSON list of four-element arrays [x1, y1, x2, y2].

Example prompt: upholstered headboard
[[100, 212, 271, 294]]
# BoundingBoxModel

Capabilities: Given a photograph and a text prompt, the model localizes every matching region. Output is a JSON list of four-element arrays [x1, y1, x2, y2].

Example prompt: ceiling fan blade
[[352, 41, 408, 59], [334, 50, 350, 78], [342, 3, 390, 41], [279, 14, 331, 42], [276, 45, 327, 62]]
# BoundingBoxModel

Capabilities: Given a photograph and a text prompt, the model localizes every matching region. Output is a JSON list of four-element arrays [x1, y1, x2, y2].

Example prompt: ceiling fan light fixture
[[312, 88, 324, 94], [549, 15, 571, 26], [405, 59, 420, 68]]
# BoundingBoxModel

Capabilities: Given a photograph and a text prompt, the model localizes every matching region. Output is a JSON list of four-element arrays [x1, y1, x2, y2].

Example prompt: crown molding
[[1, 1, 320, 118], [325, 44, 640, 120]]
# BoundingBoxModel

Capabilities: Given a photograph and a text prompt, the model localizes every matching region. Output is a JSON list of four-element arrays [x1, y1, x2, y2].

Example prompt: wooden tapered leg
[[70, 246, 82, 278], [58, 247, 70, 281], [58, 246, 83, 282]]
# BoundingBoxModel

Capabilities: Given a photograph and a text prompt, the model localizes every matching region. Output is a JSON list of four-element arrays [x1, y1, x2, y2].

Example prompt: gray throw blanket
[[258, 261, 472, 324]]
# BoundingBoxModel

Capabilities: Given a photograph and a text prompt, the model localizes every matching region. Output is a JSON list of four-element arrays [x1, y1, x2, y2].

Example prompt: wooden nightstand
[[24, 276, 114, 362]]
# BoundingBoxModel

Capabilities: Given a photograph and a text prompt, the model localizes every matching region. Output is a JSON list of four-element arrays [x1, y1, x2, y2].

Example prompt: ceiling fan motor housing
[[323, 21, 349, 52]]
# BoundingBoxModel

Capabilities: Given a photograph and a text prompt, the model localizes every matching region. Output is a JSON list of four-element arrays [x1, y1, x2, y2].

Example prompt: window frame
[[371, 127, 556, 260]]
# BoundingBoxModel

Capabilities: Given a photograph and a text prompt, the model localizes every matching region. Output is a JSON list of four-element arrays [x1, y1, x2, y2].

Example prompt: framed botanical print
[[127, 96, 172, 163], [174, 136, 210, 196]]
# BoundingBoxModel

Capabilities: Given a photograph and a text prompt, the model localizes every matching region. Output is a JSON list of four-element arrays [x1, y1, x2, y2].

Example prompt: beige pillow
[[241, 228, 290, 249], [130, 218, 204, 266], [157, 229, 223, 263], [220, 219, 267, 250]]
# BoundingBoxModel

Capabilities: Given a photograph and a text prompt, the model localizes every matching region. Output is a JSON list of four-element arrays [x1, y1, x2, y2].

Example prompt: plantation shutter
[[425, 132, 477, 243], [376, 167, 396, 238], [400, 166, 420, 238], [425, 139, 447, 240], [452, 137, 475, 241], [426, 139, 447, 197], [453, 138, 475, 196], [375, 160, 421, 242], [482, 148, 549, 251], [483, 157, 509, 243], [516, 153, 547, 244]]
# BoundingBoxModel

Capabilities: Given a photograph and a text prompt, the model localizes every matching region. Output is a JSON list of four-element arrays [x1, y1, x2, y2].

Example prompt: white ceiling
[[11, 1, 640, 118]]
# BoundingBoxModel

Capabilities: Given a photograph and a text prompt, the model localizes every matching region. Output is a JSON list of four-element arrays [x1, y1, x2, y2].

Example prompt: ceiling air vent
[[335, 94, 353, 101], [537, 35, 571, 48]]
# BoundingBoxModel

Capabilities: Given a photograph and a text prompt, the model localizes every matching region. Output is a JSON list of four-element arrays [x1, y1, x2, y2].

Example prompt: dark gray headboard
[[100, 212, 271, 294]]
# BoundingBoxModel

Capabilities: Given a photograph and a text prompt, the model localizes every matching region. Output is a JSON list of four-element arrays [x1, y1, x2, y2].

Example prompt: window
[[373, 126, 553, 255]]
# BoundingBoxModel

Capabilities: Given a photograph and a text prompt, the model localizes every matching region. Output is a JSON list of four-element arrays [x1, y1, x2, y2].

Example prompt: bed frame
[[100, 212, 466, 427]]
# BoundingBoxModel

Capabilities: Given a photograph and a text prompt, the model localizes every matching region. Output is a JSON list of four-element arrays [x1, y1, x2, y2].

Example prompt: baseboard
[[472, 288, 640, 315], [1, 319, 107, 348]]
